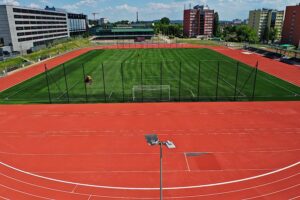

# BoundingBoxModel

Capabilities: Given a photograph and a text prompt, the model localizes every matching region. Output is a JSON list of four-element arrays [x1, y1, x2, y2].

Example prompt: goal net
[[132, 85, 171, 101]]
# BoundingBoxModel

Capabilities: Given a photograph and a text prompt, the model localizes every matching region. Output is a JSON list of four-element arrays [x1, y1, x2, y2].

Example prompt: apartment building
[[248, 9, 284, 41], [183, 5, 214, 38], [281, 3, 300, 47]]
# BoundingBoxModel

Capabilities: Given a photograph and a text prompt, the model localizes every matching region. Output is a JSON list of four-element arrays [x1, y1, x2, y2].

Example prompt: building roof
[[111, 28, 154, 33]]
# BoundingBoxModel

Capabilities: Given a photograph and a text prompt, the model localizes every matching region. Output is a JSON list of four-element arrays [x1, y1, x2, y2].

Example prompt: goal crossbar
[[132, 85, 170, 101]]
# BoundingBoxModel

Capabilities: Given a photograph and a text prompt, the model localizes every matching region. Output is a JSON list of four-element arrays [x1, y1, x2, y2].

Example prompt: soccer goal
[[132, 85, 171, 102]]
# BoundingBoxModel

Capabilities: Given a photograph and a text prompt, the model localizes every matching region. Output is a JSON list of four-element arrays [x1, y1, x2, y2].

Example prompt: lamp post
[[144, 134, 176, 200]]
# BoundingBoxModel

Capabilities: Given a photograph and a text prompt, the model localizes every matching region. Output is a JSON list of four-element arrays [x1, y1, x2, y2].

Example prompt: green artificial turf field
[[1, 48, 300, 104]]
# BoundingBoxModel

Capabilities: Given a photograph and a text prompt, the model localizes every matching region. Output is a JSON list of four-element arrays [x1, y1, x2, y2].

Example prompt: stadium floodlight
[[144, 134, 176, 200]]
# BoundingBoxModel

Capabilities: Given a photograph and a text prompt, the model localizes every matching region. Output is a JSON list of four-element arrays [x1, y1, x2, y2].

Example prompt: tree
[[262, 26, 270, 43], [269, 28, 278, 43], [213, 12, 221, 37], [222, 25, 258, 43], [160, 17, 170, 25]]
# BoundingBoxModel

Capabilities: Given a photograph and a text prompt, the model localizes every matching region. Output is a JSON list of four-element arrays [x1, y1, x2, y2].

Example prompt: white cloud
[[62, 0, 98, 12], [116, 4, 138, 13], [1, 0, 20, 6], [28, 3, 41, 9]]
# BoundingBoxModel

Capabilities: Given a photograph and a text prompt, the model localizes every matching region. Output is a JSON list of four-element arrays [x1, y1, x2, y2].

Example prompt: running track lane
[[1, 43, 299, 92], [0, 102, 299, 199], [209, 46, 300, 87]]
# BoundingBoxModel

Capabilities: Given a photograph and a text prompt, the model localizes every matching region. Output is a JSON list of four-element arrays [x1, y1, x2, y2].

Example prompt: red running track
[[209, 46, 300, 87], [0, 101, 299, 199], [1, 43, 300, 92]]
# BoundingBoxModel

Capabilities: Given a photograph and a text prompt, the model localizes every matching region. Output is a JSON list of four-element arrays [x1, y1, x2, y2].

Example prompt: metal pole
[[82, 63, 88, 102], [102, 63, 107, 103], [197, 61, 201, 101], [44, 65, 52, 104], [160, 142, 163, 200], [234, 62, 240, 101], [216, 61, 220, 101], [252, 61, 259, 101], [62, 64, 70, 103]]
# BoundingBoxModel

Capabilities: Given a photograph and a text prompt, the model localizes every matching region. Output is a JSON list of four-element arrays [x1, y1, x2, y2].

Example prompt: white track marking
[[184, 153, 191, 171], [32, 168, 274, 174], [1, 169, 299, 199], [72, 184, 78, 193], [0, 161, 299, 190], [0, 148, 299, 156], [0, 196, 9, 200], [0, 183, 53, 200], [242, 184, 300, 200], [290, 196, 300, 200], [162, 173, 300, 199]]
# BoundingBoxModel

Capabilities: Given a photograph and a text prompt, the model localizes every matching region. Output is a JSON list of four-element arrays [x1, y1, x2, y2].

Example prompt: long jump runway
[[0, 102, 299, 199]]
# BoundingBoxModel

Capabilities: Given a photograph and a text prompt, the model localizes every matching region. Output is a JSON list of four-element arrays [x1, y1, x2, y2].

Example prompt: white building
[[0, 4, 69, 53], [0, 5, 87, 53], [67, 13, 87, 36], [98, 18, 108, 26]]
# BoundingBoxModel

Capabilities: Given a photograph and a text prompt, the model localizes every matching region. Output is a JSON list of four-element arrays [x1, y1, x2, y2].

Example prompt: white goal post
[[132, 85, 171, 101]]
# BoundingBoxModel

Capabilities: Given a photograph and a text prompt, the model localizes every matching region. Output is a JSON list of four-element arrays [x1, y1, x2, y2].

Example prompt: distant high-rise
[[281, 4, 300, 47], [248, 8, 284, 41], [183, 5, 215, 38]]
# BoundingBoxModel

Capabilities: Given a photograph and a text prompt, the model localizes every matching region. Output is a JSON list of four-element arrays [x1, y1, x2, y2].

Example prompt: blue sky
[[1, 0, 299, 21]]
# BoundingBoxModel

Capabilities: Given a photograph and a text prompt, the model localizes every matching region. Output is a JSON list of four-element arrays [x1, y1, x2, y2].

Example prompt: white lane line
[[0, 148, 299, 156], [242, 184, 300, 200], [1, 169, 299, 199], [290, 196, 300, 200], [0, 183, 53, 200], [0, 195, 9, 200], [0, 161, 299, 190], [184, 153, 191, 172], [162, 173, 300, 199]]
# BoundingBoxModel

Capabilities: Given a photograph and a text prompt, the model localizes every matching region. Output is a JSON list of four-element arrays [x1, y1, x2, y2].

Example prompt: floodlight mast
[[144, 134, 175, 200]]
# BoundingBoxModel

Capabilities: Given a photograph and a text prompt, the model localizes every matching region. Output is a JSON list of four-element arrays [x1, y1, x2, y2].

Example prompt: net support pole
[[178, 61, 182, 102], [234, 62, 240, 101], [121, 62, 125, 102], [252, 61, 259, 101], [82, 63, 88, 102], [140, 62, 144, 102], [102, 63, 107, 103], [160, 61, 163, 101], [216, 61, 220, 101], [62, 64, 70, 103], [197, 61, 201, 101], [44, 64, 52, 104]]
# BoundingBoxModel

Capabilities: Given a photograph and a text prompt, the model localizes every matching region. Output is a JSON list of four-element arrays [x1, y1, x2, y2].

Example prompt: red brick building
[[281, 4, 300, 47], [183, 5, 215, 38]]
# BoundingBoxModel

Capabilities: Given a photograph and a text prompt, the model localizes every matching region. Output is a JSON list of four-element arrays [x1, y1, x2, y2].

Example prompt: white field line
[[0, 161, 299, 190]]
